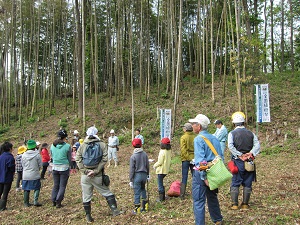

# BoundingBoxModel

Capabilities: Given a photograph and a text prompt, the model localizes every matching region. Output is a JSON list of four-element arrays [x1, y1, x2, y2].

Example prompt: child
[[153, 137, 171, 201], [129, 138, 149, 214], [70, 145, 77, 174], [15, 146, 26, 191], [40, 143, 50, 179], [21, 140, 43, 207]]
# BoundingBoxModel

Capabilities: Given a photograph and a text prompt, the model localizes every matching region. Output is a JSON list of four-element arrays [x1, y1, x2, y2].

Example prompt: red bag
[[167, 180, 181, 197], [228, 160, 238, 174]]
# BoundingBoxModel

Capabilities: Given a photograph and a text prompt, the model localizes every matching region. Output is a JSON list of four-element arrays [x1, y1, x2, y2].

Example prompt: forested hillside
[[0, 0, 299, 134]]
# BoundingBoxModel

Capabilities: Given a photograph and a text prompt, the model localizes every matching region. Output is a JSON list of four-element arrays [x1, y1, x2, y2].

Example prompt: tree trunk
[[75, 0, 83, 119], [172, 0, 183, 137]]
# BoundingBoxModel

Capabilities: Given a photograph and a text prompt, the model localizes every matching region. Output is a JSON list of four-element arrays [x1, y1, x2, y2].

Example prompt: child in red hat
[[129, 138, 149, 214], [153, 137, 171, 201]]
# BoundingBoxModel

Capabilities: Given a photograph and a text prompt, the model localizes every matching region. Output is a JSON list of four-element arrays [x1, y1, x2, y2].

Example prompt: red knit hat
[[132, 138, 142, 148], [161, 137, 170, 145]]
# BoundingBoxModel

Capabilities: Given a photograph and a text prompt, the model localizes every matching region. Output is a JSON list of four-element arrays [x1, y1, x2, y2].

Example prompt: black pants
[[0, 182, 12, 201], [41, 162, 49, 179]]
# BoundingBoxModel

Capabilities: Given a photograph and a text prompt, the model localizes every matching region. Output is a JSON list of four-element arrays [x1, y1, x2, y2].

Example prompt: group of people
[[0, 111, 260, 225], [177, 112, 260, 225]]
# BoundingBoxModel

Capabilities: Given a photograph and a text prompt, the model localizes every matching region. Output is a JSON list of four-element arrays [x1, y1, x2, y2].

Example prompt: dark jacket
[[0, 152, 15, 183], [129, 148, 149, 182]]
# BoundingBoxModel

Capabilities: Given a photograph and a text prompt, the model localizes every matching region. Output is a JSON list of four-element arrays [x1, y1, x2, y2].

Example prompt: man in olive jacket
[[76, 126, 122, 223], [180, 123, 196, 199]]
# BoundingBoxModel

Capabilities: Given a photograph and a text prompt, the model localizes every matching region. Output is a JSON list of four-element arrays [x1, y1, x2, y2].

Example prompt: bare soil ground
[[0, 146, 299, 225]]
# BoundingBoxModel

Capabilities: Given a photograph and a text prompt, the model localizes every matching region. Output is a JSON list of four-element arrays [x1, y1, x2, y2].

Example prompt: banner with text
[[160, 109, 172, 141], [255, 84, 271, 123]]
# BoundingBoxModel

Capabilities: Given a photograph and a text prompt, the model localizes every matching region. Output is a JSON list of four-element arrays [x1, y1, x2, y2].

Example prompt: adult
[[76, 126, 123, 223], [153, 137, 171, 202], [179, 123, 196, 199], [107, 129, 119, 168], [213, 120, 228, 155], [50, 129, 71, 208], [129, 138, 149, 214], [189, 114, 223, 225], [228, 112, 260, 210], [0, 142, 15, 211], [40, 143, 50, 180], [22, 140, 43, 207], [135, 128, 144, 145]]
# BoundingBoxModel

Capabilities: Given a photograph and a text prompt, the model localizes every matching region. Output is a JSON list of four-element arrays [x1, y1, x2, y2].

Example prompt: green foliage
[[50, 109, 56, 116], [0, 126, 9, 135], [160, 92, 169, 99], [28, 117, 36, 123], [171, 155, 181, 165], [39, 131, 46, 138], [73, 118, 81, 125], [261, 145, 283, 156], [182, 110, 192, 121], [58, 118, 68, 129]]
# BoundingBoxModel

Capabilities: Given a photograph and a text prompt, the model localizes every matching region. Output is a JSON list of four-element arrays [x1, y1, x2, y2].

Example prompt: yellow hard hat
[[232, 111, 246, 123], [18, 146, 27, 154]]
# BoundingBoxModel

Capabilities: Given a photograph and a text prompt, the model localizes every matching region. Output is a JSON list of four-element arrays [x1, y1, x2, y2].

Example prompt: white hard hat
[[74, 130, 79, 135], [110, 129, 115, 134], [232, 112, 245, 123], [189, 114, 210, 128]]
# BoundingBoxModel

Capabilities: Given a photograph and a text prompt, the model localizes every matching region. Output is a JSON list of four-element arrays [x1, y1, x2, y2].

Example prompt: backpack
[[167, 180, 181, 197], [83, 142, 103, 167]]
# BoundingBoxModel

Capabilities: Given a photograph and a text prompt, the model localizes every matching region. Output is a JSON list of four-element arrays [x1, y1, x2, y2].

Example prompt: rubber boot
[[0, 199, 7, 211], [106, 195, 123, 216], [83, 202, 94, 223], [132, 204, 141, 215], [141, 199, 148, 213], [241, 187, 251, 210], [179, 183, 186, 199], [33, 190, 42, 207], [56, 200, 63, 208], [23, 191, 32, 207], [157, 190, 165, 202], [230, 187, 239, 210]]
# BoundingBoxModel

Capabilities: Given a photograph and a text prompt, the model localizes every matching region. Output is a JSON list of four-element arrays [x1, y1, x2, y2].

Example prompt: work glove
[[87, 170, 95, 178], [147, 175, 150, 181], [129, 182, 133, 188]]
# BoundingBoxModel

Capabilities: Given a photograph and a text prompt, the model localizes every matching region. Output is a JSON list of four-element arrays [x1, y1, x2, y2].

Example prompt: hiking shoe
[[230, 204, 239, 210], [240, 203, 249, 210], [34, 202, 43, 207], [24, 203, 33, 207]]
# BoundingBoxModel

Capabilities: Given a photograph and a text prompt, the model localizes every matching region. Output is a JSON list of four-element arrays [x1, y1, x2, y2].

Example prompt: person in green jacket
[[153, 137, 171, 201], [50, 129, 71, 208], [180, 123, 196, 199]]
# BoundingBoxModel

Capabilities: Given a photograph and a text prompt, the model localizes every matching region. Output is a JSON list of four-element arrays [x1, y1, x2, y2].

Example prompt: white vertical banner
[[255, 84, 271, 123], [160, 109, 172, 141]]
